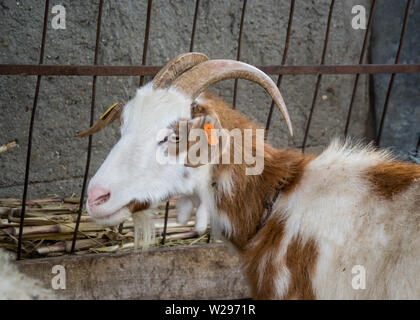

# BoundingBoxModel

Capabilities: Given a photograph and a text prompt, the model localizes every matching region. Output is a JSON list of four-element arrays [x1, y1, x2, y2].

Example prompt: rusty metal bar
[[232, 0, 247, 109], [344, 0, 377, 138], [71, 0, 104, 254], [2, 64, 420, 76], [302, 0, 335, 153], [161, 201, 170, 245], [375, 0, 412, 146], [139, 0, 153, 86], [189, 0, 200, 52], [265, 0, 295, 136], [188, 0, 205, 239], [0, 64, 159, 76], [17, 0, 50, 260]]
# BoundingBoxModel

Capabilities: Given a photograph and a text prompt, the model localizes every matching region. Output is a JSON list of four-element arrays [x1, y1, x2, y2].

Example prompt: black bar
[[17, 0, 50, 260], [232, 0, 248, 109], [344, 0, 377, 137], [139, 0, 153, 86], [161, 201, 170, 245], [189, 0, 200, 52], [376, 0, 412, 146], [302, 0, 335, 153], [265, 0, 295, 136], [71, 0, 104, 253]]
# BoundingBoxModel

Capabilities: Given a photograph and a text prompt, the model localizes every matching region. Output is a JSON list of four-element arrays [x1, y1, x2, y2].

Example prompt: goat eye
[[169, 134, 180, 143], [158, 136, 168, 145]]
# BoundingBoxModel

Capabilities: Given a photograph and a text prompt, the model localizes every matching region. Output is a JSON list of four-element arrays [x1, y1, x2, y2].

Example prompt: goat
[[77, 53, 420, 299]]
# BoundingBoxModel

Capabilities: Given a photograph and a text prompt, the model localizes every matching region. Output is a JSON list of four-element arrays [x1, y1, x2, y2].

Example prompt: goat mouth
[[90, 200, 150, 222], [89, 207, 131, 227], [88, 199, 153, 226]]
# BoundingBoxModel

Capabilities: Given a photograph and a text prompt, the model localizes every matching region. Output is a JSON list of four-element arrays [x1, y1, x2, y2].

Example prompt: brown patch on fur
[[194, 93, 317, 299], [243, 219, 285, 299], [213, 146, 313, 250], [194, 93, 261, 132], [127, 200, 150, 213], [367, 162, 420, 199], [191, 94, 315, 250], [284, 236, 318, 300]]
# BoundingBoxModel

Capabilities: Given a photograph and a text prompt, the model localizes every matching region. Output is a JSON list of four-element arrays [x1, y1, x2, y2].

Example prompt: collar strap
[[256, 182, 285, 231]]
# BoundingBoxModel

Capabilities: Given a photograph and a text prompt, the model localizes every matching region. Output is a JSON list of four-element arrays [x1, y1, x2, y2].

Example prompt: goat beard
[[90, 199, 154, 250], [127, 200, 154, 250]]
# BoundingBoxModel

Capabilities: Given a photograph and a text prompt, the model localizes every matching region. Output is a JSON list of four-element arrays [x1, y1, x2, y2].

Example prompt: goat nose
[[88, 187, 111, 207]]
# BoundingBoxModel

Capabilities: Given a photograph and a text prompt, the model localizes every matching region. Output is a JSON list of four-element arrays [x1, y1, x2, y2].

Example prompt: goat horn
[[152, 52, 209, 89], [75, 102, 124, 138], [172, 60, 293, 136]]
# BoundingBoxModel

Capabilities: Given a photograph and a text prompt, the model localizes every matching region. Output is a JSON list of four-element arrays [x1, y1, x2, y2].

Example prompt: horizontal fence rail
[[1, 64, 420, 76]]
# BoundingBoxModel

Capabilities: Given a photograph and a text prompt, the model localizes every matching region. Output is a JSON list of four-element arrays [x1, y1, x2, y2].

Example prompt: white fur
[[0, 249, 55, 300], [210, 210, 233, 239], [87, 84, 199, 218], [271, 140, 420, 299], [176, 194, 209, 234], [194, 204, 209, 234], [176, 195, 195, 225], [132, 209, 154, 250]]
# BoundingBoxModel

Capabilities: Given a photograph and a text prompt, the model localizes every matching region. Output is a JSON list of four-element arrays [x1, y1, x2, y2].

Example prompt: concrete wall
[[370, 0, 420, 159], [1, 0, 373, 198]]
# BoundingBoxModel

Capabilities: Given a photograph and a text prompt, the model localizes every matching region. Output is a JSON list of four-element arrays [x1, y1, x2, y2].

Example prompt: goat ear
[[184, 113, 230, 167], [75, 102, 124, 138]]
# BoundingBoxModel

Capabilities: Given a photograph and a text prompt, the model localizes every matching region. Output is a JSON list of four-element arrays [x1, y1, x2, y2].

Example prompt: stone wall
[[370, 0, 420, 159]]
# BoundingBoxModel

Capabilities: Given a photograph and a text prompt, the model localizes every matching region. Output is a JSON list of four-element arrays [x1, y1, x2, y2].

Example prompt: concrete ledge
[[16, 244, 250, 300]]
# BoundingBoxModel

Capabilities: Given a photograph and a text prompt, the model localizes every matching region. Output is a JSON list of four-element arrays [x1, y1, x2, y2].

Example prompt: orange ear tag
[[203, 123, 218, 146]]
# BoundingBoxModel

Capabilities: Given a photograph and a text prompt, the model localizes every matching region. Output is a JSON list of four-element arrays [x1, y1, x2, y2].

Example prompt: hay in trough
[[0, 197, 212, 259]]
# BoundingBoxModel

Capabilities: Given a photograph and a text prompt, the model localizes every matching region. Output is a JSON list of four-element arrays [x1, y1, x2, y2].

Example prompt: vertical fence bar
[[344, 0, 377, 138], [188, 0, 210, 243], [415, 134, 420, 157], [161, 201, 170, 245], [301, 0, 335, 153], [232, 0, 247, 109], [161, 0, 201, 245], [375, 0, 411, 146], [71, 0, 104, 253], [139, 0, 153, 87], [189, 0, 200, 52], [265, 0, 295, 137], [17, 0, 50, 260], [162, 0, 201, 245]]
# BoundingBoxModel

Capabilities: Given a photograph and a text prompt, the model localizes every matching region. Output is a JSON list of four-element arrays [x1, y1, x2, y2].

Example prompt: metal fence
[[0, 0, 419, 260]]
